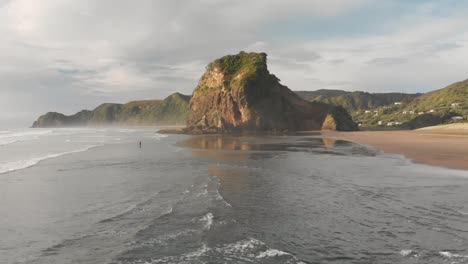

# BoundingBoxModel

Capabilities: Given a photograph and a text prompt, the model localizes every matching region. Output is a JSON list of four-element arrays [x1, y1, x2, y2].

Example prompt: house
[[409, 110, 415, 114], [451, 103, 461, 107], [402, 111, 408, 114], [418, 112, 424, 115], [451, 116, 464, 120], [365, 110, 371, 114], [387, 122, 395, 126], [394, 102, 402, 105], [394, 121, 402, 125], [428, 109, 435, 113], [377, 121, 383, 125]]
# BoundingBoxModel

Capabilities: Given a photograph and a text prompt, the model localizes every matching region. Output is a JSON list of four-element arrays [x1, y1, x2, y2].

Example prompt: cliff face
[[187, 52, 357, 133], [32, 93, 190, 127]]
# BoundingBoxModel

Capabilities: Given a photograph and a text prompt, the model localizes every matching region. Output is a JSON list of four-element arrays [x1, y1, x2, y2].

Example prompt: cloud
[[0, 0, 467, 127], [368, 57, 408, 66]]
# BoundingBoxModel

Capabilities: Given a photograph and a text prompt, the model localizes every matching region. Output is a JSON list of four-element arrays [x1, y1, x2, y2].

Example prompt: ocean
[[1, 128, 467, 264]]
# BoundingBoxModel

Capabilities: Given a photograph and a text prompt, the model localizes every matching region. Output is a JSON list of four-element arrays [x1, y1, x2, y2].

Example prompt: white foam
[[144, 243, 211, 263], [154, 134, 168, 141], [185, 243, 210, 258], [211, 175, 232, 207], [197, 188, 208, 197], [200, 212, 213, 230], [161, 207, 173, 216], [0, 130, 52, 139], [117, 129, 136, 133], [256, 249, 292, 258], [399, 249, 413, 256], [216, 238, 264, 254], [439, 251, 468, 258], [0, 130, 53, 146], [0, 144, 100, 174], [0, 138, 18, 146], [215, 238, 300, 261], [145, 237, 300, 263], [215, 189, 232, 207]]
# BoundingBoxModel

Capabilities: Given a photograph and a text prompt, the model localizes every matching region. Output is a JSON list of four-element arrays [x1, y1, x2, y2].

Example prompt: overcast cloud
[[1, 0, 467, 127]]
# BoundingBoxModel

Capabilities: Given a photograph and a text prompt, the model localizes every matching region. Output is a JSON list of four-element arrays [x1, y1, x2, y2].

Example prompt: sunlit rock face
[[187, 51, 357, 133]]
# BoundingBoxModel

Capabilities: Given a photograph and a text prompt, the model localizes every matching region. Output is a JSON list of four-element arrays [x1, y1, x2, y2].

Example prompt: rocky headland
[[183, 52, 357, 134], [32, 93, 190, 127]]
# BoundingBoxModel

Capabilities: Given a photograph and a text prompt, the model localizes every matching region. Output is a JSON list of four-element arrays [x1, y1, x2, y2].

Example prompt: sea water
[[0, 128, 467, 264]]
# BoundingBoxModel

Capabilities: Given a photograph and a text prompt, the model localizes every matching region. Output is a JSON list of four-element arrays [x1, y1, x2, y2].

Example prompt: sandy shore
[[321, 124, 468, 170]]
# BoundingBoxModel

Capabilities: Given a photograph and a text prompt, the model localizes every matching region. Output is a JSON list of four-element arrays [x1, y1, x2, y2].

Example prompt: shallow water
[[1, 129, 467, 263]]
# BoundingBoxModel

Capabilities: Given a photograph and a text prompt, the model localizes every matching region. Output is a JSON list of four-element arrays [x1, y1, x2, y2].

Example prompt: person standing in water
[[139, 141, 142, 148]]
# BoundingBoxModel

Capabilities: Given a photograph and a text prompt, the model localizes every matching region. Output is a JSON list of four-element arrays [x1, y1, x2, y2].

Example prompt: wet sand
[[321, 126, 468, 170]]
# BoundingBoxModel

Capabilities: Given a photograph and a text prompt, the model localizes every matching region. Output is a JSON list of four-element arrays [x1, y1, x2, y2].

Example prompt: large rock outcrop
[[186, 52, 357, 133]]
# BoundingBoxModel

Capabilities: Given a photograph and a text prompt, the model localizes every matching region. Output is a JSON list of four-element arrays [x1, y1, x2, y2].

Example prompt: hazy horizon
[[1, 0, 468, 127]]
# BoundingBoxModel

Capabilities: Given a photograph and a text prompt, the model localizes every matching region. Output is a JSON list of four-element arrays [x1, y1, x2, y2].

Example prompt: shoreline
[[321, 128, 468, 170]]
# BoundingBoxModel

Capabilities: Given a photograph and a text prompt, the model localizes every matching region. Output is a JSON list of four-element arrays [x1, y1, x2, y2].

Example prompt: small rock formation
[[186, 52, 357, 133]]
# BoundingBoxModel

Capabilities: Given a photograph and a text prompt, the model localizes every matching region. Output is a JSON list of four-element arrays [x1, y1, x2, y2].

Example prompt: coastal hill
[[185, 52, 357, 133], [32, 93, 190, 127], [296, 90, 420, 112], [400, 80, 468, 129], [404, 79, 468, 111], [349, 80, 468, 128]]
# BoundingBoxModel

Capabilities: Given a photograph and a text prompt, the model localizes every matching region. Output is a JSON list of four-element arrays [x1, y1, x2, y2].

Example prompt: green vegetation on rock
[[325, 106, 359, 131], [198, 52, 272, 95], [187, 51, 357, 133]]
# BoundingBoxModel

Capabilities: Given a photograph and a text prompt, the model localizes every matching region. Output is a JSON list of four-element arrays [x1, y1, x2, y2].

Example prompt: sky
[[1, 0, 468, 127]]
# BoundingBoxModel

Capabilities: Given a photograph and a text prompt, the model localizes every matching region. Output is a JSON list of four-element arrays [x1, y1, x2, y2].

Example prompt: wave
[[216, 238, 303, 262], [0, 130, 53, 146], [399, 249, 412, 256], [0, 130, 52, 139], [154, 134, 168, 141], [0, 144, 101, 174], [221, 237, 264, 253], [142, 237, 304, 263], [0, 130, 57, 146], [256, 248, 292, 259], [0, 139, 19, 146], [185, 243, 210, 258], [439, 251, 468, 258]]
